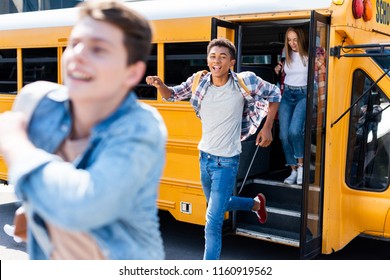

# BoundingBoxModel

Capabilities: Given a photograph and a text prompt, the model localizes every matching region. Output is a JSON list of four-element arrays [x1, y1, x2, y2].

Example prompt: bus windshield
[[367, 48, 390, 76]]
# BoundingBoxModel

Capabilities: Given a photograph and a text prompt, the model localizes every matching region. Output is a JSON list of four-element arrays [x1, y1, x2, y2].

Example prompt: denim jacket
[[10, 86, 167, 259]]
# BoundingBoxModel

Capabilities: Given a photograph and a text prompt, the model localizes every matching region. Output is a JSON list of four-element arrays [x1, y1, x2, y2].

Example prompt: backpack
[[191, 70, 250, 94]]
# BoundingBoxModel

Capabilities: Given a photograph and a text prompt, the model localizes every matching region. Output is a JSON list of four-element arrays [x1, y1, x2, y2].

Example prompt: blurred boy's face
[[62, 16, 133, 105]]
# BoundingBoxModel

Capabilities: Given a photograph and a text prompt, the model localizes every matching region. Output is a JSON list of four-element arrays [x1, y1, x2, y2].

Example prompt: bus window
[[136, 44, 157, 100], [22, 48, 57, 86], [21, 0, 81, 11], [0, 49, 17, 94], [346, 69, 390, 191], [164, 42, 208, 88], [241, 54, 275, 83], [367, 49, 390, 76], [42, 0, 83, 9]]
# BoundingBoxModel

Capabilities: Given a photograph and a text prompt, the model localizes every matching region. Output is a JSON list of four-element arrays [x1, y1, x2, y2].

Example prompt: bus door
[[299, 11, 329, 259], [211, 17, 276, 235], [211, 17, 245, 232], [211, 18, 243, 72], [211, 13, 330, 259]]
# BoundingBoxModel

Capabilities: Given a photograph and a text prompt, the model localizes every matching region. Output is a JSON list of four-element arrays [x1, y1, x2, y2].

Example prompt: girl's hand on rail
[[274, 62, 283, 75]]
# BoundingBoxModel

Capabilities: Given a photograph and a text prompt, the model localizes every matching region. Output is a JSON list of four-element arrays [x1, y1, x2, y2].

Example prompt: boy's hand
[[146, 76, 163, 88], [256, 128, 273, 147]]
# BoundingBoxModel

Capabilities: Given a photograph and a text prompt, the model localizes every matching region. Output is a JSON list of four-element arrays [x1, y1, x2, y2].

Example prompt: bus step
[[234, 178, 315, 243], [236, 205, 302, 234], [235, 225, 300, 247], [237, 179, 303, 213]]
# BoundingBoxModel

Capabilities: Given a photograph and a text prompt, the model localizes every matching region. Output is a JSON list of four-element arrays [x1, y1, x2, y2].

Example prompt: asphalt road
[[1, 184, 389, 260], [0, 185, 28, 260], [159, 210, 390, 260]]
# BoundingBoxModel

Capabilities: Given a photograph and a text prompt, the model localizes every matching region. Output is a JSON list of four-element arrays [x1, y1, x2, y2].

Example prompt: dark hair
[[207, 38, 236, 59], [77, 0, 152, 65]]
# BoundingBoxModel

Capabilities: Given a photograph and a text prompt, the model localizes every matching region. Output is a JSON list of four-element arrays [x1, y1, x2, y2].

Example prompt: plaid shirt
[[166, 70, 281, 140]]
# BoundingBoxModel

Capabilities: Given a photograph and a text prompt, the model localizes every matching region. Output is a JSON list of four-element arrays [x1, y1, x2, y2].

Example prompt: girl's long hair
[[284, 27, 308, 67]]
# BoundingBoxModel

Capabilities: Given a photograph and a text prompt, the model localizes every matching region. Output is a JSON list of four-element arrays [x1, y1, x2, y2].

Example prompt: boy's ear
[[230, 59, 236, 67], [124, 61, 146, 90]]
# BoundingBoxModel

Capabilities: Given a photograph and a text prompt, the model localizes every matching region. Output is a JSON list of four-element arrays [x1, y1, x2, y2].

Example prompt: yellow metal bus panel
[[152, 17, 211, 43], [0, 27, 70, 49]]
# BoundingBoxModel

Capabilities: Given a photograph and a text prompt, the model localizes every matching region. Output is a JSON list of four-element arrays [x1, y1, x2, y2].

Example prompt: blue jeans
[[278, 85, 307, 166], [200, 151, 254, 260]]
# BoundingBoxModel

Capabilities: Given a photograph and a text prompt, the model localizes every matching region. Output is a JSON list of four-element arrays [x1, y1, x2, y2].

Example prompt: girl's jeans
[[278, 85, 307, 166], [200, 151, 254, 260]]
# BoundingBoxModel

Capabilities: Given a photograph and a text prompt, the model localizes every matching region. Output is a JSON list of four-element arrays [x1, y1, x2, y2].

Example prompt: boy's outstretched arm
[[146, 76, 172, 100]]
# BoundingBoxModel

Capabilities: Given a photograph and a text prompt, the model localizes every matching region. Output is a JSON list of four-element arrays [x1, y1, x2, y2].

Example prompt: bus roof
[[0, 0, 333, 31]]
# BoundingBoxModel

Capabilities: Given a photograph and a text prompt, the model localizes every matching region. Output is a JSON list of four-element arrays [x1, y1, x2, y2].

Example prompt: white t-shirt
[[198, 76, 244, 157], [284, 51, 308, 87]]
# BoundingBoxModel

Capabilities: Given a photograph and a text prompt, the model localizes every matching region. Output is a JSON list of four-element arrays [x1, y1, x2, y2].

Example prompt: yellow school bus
[[0, 0, 389, 258]]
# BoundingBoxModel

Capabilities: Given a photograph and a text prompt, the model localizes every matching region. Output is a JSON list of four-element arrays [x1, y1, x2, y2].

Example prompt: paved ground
[[0, 184, 28, 260], [2, 183, 389, 261]]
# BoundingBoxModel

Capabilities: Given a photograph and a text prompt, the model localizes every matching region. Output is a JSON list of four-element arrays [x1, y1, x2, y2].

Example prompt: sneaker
[[3, 224, 23, 243], [297, 166, 303, 184], [252, 193, 268, 224], [284, 169, 297, 184]]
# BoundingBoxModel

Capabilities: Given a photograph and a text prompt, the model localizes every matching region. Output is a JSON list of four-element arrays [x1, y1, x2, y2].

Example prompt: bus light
[[352, 0, 372, 21], [352, 0, 364, 19], [363, 0, 372, 21]]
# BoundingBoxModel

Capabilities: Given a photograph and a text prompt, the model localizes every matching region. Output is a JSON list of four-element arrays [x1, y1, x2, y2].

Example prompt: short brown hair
[[77, 0, 152, 65], [207, 38, 236, 59]]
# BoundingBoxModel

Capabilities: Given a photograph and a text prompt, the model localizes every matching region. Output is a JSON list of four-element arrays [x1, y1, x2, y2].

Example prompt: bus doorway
[[212, 12, 329, 259]]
